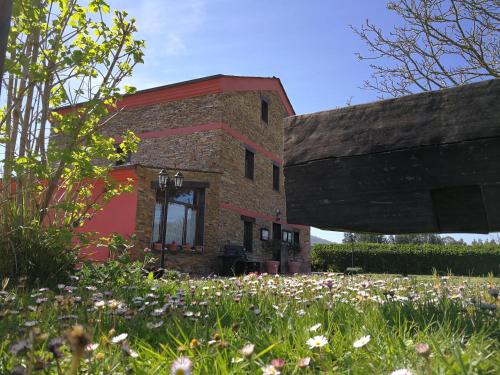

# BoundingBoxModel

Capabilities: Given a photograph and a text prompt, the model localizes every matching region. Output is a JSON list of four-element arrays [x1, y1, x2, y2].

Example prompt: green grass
[[0, 264, 499, 374]]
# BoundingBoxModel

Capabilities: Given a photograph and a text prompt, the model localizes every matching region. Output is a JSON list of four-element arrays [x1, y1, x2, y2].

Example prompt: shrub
[[311, 243, 500, 276], [0, 225, 77, 287]]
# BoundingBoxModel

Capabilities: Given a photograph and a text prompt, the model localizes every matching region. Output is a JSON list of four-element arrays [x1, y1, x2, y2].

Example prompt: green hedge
[[311, 243, 500, 276]]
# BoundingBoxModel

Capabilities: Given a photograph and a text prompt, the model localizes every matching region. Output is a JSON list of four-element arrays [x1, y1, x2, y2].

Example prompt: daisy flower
[[171, 356, 192, 375], [111, 333, 128, 344], [391, 369, 412, 375], [298, 357, 311, 368], [309, 323, 322, 332], [415, 342, 430, 357], [261, 364, 280, 375], [306, 335, 328, 349], [240, 343, 255, 358], [353, 335, 371, 348]]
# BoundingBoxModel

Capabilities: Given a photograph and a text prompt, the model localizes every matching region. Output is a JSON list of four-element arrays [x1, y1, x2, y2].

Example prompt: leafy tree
[[353, 0, 499, 97], [442, 236, 466, 245], [343, 232, 387, 243], [388, 233, 444, 244], [0, 0, 144, 283]]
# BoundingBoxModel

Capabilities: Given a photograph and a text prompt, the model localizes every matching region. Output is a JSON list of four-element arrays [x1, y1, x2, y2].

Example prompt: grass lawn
[[1, 263, 499, 374]]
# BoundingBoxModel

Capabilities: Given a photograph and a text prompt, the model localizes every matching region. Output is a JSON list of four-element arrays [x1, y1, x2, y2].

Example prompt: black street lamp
[[157, 168, 184, 271]]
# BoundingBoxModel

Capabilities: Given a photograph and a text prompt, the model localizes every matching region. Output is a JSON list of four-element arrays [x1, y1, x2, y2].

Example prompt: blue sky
[[111, 0, 497, 244]]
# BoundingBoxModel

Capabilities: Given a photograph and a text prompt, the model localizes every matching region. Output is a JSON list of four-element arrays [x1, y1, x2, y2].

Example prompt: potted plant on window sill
[[287, 242, 302, 274], [263, 239, 281, 274]]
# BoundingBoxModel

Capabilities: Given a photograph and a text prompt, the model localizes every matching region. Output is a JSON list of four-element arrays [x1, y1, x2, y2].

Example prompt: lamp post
[[157, 169, 184, 271]]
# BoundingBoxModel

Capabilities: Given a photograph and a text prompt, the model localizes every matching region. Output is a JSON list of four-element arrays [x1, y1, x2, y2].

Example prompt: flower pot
[[265, 260, 280, 274], [182, 244, 192, 251], [288, 261, 301, 274], [152, 242, 163, 251], [167, 242, 178, 252]]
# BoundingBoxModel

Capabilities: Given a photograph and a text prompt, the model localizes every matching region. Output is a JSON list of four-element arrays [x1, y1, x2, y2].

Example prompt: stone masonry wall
[[218, 90, 310, 269], [132, 131, 223, 172], [99, 94, 224, 172], [101, 93, 223, 136], [99, 86, 310, 274]]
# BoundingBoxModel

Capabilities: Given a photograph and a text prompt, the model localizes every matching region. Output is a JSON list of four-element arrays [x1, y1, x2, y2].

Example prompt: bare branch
[[353, 0, 499, 97]]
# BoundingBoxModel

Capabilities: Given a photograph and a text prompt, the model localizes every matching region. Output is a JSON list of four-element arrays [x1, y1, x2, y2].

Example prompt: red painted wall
[[76, 167, 138, 261]]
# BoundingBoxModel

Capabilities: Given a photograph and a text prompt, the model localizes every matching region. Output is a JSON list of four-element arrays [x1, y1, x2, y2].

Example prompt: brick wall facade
[[102, 76, 310, 274]]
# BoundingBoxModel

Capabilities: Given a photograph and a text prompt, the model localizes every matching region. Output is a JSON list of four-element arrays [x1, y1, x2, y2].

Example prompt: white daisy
[[353, 335, 371, 348], [85, 343, 99, 351], [240, 343, 255, 358], [391, 369, 412, 375], [309, 323, 322, 332], [171, 356, 192, 375], [261, 364, 280, 375], [306, 335, 328, 349], [111, 333, 128, 344]]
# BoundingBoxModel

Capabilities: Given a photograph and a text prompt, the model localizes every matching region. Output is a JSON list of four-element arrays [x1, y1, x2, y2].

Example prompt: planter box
[[265, 260, 280, 274], [288, 261, 301, 274]]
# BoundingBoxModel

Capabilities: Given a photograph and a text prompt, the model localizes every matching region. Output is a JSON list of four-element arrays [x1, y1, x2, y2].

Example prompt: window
[[273, 164, 280, 191], [282, 230, 293, 244], [151, 188, 205, 246], [260, 228, 270, 241], [261, 99, 269, 123], [293, 231, 300, 245], [243, 220, 253, 252], [245, 149, 254, 180], [114, 144, 131, 166]]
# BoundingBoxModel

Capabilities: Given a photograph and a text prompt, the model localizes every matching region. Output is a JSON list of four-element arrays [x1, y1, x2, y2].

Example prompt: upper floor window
[[115, 144, 131, 166], [273, 164, 280, 191], [261, 99, 269, 123], [245, 149, 254, 180]]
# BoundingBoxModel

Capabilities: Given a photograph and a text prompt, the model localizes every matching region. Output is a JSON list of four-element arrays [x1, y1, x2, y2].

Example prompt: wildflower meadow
[[0, 258, 499, 374]]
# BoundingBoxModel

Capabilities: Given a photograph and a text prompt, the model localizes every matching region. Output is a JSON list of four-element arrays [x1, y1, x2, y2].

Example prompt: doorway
[[272, 222, 281, 261]]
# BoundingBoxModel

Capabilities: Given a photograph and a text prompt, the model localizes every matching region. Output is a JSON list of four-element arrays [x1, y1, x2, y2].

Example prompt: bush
[[311, 243, 500, 276], [0, 225, 77, 287]]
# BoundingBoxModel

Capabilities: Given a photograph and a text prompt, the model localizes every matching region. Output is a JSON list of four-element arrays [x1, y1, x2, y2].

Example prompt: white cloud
[[133, 0, 205, 57], [106, 0, 208, 90]]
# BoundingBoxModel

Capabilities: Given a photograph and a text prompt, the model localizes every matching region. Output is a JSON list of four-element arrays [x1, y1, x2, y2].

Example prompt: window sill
[[151, 246, 204, 255]]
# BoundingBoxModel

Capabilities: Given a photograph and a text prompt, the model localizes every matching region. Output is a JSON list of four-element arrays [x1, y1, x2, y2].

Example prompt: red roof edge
[[55, 74, 295, 116]]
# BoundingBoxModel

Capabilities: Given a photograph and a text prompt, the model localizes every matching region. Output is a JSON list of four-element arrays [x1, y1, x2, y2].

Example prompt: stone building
[[79, 74, 310, 275]]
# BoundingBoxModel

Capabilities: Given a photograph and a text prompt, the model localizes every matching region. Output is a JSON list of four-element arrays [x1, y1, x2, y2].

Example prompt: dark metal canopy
[[284, 79, 500, 234]]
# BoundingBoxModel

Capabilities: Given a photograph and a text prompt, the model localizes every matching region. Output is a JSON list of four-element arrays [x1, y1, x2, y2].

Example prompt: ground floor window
[[282, 230, 300, 245], [282, 230, 293, 244], [152, 188, 205, 246]]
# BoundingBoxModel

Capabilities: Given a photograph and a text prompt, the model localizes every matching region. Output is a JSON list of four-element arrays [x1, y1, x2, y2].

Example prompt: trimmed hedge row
[[311, 243, 500, 276]]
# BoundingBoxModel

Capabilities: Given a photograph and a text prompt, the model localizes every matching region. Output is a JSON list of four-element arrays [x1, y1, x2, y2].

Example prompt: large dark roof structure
[[284, 79, 500, 234]]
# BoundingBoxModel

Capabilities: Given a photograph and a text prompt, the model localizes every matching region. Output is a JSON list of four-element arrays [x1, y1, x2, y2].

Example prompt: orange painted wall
[[76, 167, 139, 261]]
